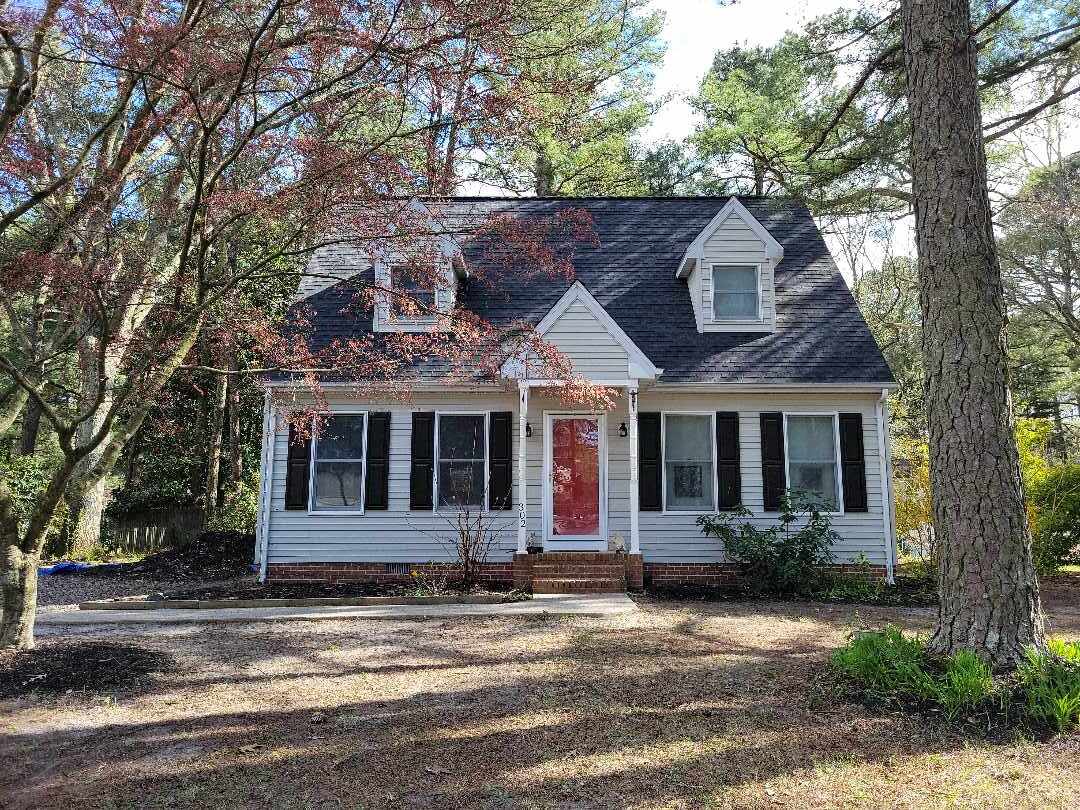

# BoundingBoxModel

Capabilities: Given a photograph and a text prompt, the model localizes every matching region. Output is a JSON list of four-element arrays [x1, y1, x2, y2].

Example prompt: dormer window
[[374, 260, 458, 332], [675, 196, 783, 334], [392, 266, 437, 319], [711, 264, 760, 320]]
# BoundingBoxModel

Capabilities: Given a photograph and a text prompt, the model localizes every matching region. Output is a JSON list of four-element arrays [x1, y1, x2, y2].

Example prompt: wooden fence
[[108, 507, 203, 554]]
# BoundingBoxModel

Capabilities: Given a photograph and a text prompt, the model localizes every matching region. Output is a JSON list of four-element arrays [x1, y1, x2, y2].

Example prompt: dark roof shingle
[[293, 197, 894, 385]]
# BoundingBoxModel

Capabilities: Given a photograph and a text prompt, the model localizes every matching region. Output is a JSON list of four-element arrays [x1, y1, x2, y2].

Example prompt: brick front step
[[532, 577, 626, 594]]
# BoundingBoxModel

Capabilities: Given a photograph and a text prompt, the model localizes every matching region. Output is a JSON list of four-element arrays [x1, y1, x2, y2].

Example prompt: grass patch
[[832, 626, 1080, 735]]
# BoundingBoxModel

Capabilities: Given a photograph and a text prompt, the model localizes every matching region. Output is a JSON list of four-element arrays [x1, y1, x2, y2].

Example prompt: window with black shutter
[[638, 412, 662, 511], [715, 412, 741, 509], [410, 412, 435, 510], [364, 413, 391, 510], [760, 413, 786, 511], [284, 422, 311, 510], [488, 412, 513, 510], [839, 413, 868, 512]]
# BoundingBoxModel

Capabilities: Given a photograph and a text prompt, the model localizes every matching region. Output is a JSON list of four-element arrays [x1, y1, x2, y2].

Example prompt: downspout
[[876, 388, 897, 584], [255, 390, 275, 582]]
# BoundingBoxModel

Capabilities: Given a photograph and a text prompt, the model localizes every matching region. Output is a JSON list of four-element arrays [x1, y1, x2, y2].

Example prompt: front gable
[[503, 282, 661, 382]]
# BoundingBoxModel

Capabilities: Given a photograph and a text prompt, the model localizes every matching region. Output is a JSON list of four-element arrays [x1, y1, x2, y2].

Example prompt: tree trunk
[[66, 480, 108, 556], [204, 371, 228, 521], [18, 400, 41, 456], [227, 357, 243, 486], [901, 0, 1045, 668], [0, 544, 38, 649], [536, 151, 555, 196]]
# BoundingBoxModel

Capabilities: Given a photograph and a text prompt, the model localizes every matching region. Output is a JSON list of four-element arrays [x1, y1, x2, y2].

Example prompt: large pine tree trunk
[[901, 0, 1045, 668]]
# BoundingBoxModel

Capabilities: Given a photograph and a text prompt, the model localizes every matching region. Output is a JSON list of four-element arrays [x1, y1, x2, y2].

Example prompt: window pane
[[787, 416, 836, 462], [664, 415, 713, 510], [712, 266, 758, 319], [712, 265, 757, 291], [394, 267, 436, 312], [714, 291, 758, 318], [438, 461, 485, 507], [787, 416, 839, 509], [439, 414, 485, 460], [316, 415, 365, 460], [314, 461, 363, 508]]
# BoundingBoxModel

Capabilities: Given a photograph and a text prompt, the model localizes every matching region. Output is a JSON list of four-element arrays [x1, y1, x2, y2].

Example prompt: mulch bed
[[645, 575, 936, 607], [50, 532, 256, 583], [155, 580, 527, 602], [0, 642, 174, 698]]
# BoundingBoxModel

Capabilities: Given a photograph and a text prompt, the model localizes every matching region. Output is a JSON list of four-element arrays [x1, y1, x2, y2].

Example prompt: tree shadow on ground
[[10, 599, 1076, 810]]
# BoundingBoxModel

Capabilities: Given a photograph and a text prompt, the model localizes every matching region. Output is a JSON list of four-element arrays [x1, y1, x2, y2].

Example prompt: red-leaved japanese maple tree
[[0, 0, 614, 648]]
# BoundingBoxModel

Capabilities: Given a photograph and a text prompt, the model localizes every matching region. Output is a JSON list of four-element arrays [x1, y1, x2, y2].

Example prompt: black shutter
[[364, 413, 391, 510], [284, 422, 311, 510], [488, 411, 513, 510], [410, 411, 435, 510], [760, 412, 786, 511], [715, 412, 741, 510], [639, 412, 662, 511], [839, 413, 868, 512]]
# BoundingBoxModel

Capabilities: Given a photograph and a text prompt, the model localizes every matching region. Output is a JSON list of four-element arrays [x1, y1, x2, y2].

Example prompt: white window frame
[[661, 411, 718, 515], [375, 260, 454, 332], [434, 410, 490, 513], [710, 262, 762, 323], [782, 411, 845, 516], [308, 410, 368, 515]]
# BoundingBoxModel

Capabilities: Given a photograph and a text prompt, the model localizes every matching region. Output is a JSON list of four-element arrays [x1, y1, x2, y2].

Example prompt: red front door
[[550, 416, 602, 540]]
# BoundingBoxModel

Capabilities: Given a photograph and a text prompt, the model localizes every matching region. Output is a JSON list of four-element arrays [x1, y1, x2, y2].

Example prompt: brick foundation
[[268, 558, 884, 590], [643, 562, 888, 588]]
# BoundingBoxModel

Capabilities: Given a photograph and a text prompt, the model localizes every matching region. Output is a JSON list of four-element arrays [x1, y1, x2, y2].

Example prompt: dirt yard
[[2, 593, 1078, 809]]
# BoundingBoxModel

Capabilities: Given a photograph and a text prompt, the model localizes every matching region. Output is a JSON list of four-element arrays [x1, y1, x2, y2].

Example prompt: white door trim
[[542, 412, 608, 551]]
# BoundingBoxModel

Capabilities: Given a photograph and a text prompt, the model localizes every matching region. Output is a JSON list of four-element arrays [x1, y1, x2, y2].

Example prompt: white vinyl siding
[[263, 390, 889, 567], [540, 300, 630, 377]]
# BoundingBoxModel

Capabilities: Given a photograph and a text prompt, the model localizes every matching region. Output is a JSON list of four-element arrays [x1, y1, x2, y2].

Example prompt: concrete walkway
[[37, 593, 639, 626]]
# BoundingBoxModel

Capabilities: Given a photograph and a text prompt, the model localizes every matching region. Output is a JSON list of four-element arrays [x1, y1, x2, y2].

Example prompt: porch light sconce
[[525, 422, 533, 438], [618, 422, 628, 438]]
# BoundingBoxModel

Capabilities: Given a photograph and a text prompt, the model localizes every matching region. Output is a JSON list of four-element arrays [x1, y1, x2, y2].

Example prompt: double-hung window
[[785, 414, 841, 511], [311, 414, 366, 511], [663, 414, 715, 511], [393, 265, 437, 319], [712, 264, 759, 320], [436, 413, 487, 508]]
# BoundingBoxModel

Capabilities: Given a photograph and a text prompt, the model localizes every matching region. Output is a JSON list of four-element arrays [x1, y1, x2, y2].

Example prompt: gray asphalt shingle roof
[[292, 196, 894, 385]]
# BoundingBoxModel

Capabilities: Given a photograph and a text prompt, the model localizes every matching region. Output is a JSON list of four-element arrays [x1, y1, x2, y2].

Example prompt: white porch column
[[517, 381, 529, 553], [628, 383, 640, 554]]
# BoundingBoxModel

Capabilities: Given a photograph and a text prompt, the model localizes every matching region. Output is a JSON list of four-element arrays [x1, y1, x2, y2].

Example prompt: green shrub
[[1017, 639, 1080, 732], [831, 625, 928, 693], [697, 492, 838, 596], [833, 628, 1080, 732], [204, 475, 259, 535], [1026, 464, 1080, 572]]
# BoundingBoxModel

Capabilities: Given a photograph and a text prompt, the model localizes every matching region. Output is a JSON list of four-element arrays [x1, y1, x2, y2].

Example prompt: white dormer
[[373, 255, 466, 333], [675, 197, 783, 333]]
